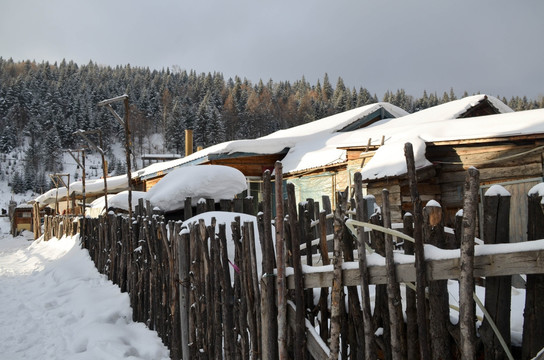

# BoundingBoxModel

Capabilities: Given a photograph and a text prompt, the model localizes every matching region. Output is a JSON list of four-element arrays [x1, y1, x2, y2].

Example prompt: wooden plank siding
[[426, 140, 544, 229], [341, 137, 544, 235], [206, 153, 284, 177]]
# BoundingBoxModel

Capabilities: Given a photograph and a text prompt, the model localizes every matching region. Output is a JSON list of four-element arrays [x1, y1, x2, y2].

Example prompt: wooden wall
[[426, 140, 544, 231]]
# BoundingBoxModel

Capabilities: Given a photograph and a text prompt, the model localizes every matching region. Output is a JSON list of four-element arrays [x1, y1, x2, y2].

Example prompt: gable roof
[[345, 104, 544, 182], [280, 95, 513, 175]]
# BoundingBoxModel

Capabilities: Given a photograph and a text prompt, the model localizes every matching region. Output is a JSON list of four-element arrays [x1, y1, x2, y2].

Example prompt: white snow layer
[[132, 102, 408, 178], [35, 175, 129, 206], [485, 184, 511, 197], [0, 221, 169, 359], [131, 94, 532, 182], [108, 165, 247, 212]]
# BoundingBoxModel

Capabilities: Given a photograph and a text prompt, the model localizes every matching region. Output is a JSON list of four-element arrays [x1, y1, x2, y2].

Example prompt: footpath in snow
[[0, 217, 170, 360]]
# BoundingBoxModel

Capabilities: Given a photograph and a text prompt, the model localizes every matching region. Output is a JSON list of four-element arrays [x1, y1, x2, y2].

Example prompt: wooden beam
[[286, 248, 544, 289]]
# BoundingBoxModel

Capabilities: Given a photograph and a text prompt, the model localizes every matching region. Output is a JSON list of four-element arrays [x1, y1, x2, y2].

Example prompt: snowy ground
[[0, 216, 170, 360]]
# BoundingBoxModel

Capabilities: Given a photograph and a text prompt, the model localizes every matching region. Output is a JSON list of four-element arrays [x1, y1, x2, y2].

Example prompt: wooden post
[[209, 221, 223, 359], [219, 223, 235, 360], [287, 182, 306, 360], [184, 197, 192, 221], [275, 162, 288, 360], [232, 217, 249, 360], [459, 167, 480, 360], [354, 172, 376, 360], [481, 186, 511, 360], [403, 212, 418, 360], [383, 189, 407, 360], [317, 209, 330, 343], [302, 201, 315, 322], [522, 190, 544, 359], [178, 225, 191, 360], [330, 189, 348, 360], [423, 201, 452, 360], [261, 170, 278, 360], [404, 142, 431, 360]]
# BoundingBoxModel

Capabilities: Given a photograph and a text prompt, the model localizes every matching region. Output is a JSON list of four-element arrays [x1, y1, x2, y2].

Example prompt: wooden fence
[[43, 157, 544, 360]]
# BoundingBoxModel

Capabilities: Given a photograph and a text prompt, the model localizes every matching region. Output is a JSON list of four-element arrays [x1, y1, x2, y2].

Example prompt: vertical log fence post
[[459, 167, 480, 360], [354, 172, 376, 360], [481, 186, 512, 360], [402, 212, 418, 360], [404, 142, 431, 360], [330, 189, 348, 360], [522, 187, 544, 359], [287, 182, 306, 360], [275, 162, 288, 360], [383, 189, 407, 360], [261, 169, 278, 360], [423, 200, 452, 359]]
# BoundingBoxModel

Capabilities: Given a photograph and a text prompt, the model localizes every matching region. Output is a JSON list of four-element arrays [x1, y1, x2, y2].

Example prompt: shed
[[11, 204, 34, 236]]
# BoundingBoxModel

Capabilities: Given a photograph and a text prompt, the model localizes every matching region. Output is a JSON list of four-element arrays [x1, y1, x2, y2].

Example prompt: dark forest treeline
[[1, 57, 543, 194]]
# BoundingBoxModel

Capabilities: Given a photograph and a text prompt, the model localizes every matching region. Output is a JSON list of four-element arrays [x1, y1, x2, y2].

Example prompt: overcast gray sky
[[1, 0, 543, 99]]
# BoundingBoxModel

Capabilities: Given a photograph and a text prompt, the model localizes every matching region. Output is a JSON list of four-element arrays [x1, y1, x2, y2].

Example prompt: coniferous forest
[[1, 57, 543, 194]]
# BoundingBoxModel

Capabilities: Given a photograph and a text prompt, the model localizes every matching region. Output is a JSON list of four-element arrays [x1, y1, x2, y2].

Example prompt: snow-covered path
[[0, 217, 170, 360]]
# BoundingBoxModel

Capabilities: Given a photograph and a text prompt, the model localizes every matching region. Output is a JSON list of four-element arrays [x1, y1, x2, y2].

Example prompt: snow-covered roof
[[34, 175, 129, 206], [342, 104, 543, 181], [279, 94, 513, 175], [133, 102, 408, 179], [109, 165, 247, 212]]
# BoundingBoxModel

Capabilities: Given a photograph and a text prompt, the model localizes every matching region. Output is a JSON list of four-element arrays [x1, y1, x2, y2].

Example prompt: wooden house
[[339, 102, 544, 242], [283, 95, 513, 207]]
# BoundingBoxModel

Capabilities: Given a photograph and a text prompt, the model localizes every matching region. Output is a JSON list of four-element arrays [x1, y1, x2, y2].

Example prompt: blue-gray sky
[[1, 0, 543, 99]]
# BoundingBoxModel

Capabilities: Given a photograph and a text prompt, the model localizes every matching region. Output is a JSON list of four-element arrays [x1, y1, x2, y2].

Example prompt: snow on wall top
[[34, 175, 129, 205]]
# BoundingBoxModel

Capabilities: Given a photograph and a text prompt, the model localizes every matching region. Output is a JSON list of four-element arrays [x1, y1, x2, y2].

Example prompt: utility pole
[[98, 94, 132, 234], [66, 149, 86, 242], [49, 173, 70, 215], [65, 149, 86, 213], [75, 130, 109, 212]]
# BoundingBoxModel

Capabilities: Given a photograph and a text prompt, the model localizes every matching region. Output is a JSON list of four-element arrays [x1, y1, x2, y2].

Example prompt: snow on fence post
[[481, 185, 512, 360], [404, 142, 431, 360], [459, 167, 480, 360], [522, 186, 544, 359], [423, 200, 453, 359]]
